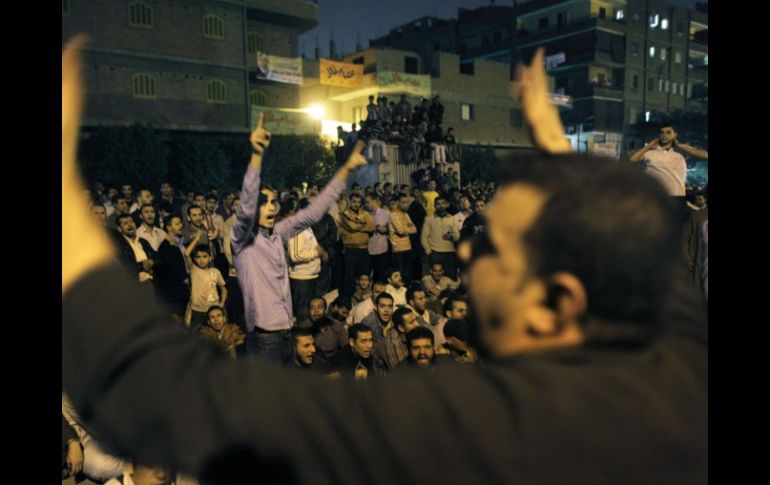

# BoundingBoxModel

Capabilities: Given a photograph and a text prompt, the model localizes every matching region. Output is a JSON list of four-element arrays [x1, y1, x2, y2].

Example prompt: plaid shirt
[[374, 327, 408, 374]]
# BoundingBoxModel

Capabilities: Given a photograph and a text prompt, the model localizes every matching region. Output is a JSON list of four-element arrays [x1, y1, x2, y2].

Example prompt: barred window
[[249, 89, 266, 107], [129, 1, 153, 28], [207, 80, 227, 103], [203, 15, 225, 40], [248, 32, 264, 53], [132, 73, 157, 99]]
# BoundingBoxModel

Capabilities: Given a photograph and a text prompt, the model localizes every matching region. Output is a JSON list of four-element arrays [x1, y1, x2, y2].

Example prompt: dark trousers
[[430, 251, 457, 281], [246, 329, 293, 367], [331, 240, 345, 293], [290, 277, 318, 323], [370, 252, 391, 282], [409, 235, 424, 283], [225, 276, 246, 334], [344, 247, 371, 296], [392, 250, 413, 285]]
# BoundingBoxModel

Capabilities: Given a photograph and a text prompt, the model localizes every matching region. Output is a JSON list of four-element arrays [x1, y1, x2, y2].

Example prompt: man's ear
[[523, 272, 587, 337]]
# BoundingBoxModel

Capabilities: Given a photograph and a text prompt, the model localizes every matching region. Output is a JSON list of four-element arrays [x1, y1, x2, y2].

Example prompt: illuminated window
[[132, 73, 157, 99], [665, 80, 670, 93], [649, 14, 659, 28], [675, 51, 683, 63], [249, 89, 266, 107], [461, 104, 474, 121], [206, 80, 227, 103], [649, 46, 656, 58], [661, 48, 667, 61], [129, 1, 153, 28], [658, 79, 664, 92], [661, 19, 669, 30], [203, 14, 225, 40], [645, 111, 651, 122], [629, 108, 637, 124], [247, 32, 264, 53], [616, 10, 624, 20]]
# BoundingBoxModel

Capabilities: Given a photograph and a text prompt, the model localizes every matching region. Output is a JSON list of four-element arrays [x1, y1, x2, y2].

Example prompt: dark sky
[[299, 0, 704, 59]]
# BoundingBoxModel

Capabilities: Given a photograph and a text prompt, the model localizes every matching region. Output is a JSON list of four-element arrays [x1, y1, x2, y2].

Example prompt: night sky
[[300, 0, 704, 60]]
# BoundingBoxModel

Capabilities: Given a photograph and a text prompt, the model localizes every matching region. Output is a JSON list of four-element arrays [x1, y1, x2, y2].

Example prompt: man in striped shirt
[[232, 113, 366, 365]]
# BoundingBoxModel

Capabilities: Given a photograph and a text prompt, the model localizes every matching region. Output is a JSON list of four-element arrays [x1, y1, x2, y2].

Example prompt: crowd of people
[[335, 93, 460, 168], [63, 42, 707, 485]]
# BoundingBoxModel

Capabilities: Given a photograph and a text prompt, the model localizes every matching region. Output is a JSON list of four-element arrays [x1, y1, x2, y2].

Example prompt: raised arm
[[676, 142, 708, 160], [278, 141, 368, 241], [629, 139, 659, 163], [231, 113, 271, 250]]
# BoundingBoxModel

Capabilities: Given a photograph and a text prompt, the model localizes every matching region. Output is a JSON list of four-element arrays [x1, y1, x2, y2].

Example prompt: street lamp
[[305, 104, 325, 119]]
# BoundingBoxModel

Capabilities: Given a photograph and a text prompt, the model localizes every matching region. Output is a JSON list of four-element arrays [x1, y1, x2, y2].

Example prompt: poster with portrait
[[255, 52, 303, 85]]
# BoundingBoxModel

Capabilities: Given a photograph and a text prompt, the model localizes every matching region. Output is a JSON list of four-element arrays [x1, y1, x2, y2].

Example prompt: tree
[[79, 124, 169, 188], [459, 143, 500, 183], [167, 136, 232, 194], [260, 135, 337, 188]]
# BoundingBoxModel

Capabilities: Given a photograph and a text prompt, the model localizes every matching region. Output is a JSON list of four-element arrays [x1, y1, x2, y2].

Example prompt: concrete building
[[62, 0, 318, 134]]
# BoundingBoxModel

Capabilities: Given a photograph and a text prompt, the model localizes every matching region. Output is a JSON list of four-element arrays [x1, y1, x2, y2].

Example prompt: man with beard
[[111, 213, 155, 286], [421, 196, 460, 280], [153, 214, 190, 321], [298, 297, 347, 361], [392, 326, 454, 372], [360, 292, 394, 345], [63, 43, 706, 483], [373, 307, 420, 373], [459, 198, 487, 242], [136, 204, 167, 252]]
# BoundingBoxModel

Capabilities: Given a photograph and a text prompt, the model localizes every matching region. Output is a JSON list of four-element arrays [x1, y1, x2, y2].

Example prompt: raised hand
[[250, 112, 271, 157], [514, 48, 572, 154], [344, 140, 367, 172]]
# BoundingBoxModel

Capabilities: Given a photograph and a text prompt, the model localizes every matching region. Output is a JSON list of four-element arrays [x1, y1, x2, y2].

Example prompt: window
[[649, 13, 659, 28], [557, 12, 566, 27], [249, 89, 266, 107], [674, 50, 682, 64], [665, 80, 670, 92], [129, 1, 153, 28], [681, 83, 686, 96], [658, 78, 664, 92], [247, 32, 263, 53], [460, 61, 474, 75], [647, 77, 654, 91], [493, 31, 501, 43], [539, 17, 548, 30], [461, 104, 474, 121], [649, 46, 655, 58], [671, 82, 678, 95], [615, 9, 624, 20], [632, 74, 639, 89], [599, 7, 606, 19], [206, 80, 227, 103], [645, 111, 651, 122], [404, 56, 418, 74], [631, 11, 640, 21], [676, 21, 685, 35], [629, 108, 637, 124], [630, 41, 639, 55], [203, 15, 224, 40], [510, 108, 522, 127], [687, 83, 692, 98], [660, 48, 667, 60], [62, 0, 70, 15], [661, 19, 669, 30], [132, 73, 156, 99]]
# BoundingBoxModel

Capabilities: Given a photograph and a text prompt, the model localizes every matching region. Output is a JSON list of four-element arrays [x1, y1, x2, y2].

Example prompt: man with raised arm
[[231, 113, 367, 365]]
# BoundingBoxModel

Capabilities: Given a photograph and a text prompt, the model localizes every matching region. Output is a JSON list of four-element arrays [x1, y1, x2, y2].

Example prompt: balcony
[[569, 83, 624, 100], [516, 16, 626, 45]]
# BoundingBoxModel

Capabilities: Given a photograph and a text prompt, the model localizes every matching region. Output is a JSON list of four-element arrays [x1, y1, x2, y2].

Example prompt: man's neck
[[142, 223, 154, 230]]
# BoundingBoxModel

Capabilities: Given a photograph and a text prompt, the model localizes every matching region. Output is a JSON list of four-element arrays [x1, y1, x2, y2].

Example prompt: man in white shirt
[[347, 280, 387, 325], [366, 193, 391, 282], [384, 268, 407, 307], [136, 204, 167, 251]]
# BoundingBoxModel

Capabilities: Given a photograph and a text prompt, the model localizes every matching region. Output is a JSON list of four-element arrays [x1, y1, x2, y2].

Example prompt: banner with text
[[376, 71, 431, 97], [250, 107, 318, 135], [255, 52, 303, 85], [320, 59, 364, 87]]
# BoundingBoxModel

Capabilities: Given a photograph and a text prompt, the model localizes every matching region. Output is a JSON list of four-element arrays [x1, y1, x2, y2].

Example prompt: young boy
[[198, 306, 245, 359], [185, 229, 227, 332]]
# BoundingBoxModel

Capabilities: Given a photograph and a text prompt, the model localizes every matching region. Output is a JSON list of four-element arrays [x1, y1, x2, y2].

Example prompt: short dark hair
[[307, 296, 327, 311], [405, 327, 434, 350], [350, 193, 364, 202], [406, 286, 425, 304], [366, 193, 382, 204], [187, 204, 203, 216], [163, 214, 183, 230], [192, 244, 211, 257], [291, 326, 314, 345], [205, 194, 218, 202], [194, 192, 205, 199], [392, 307, 413, 329], [443, 295, 466, 316], [384, 267, 401, 281], [206, 305, 224, 318], [348, 323, 372, 341], [375, 292, 394, 306], [115, 213, 133, 226], [112, 194, 128, 205], [331, 296, 350, 309], [140, 203, 154, 212], [498, 152, 678, 342]]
